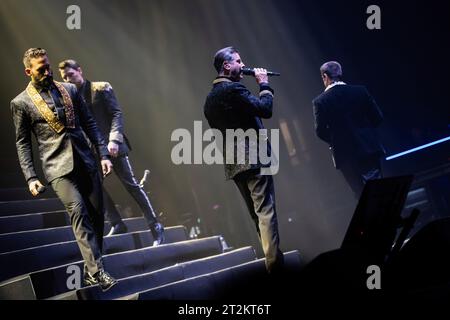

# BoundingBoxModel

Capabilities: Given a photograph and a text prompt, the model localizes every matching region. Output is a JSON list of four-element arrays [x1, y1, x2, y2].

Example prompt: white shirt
[[325, 81, 346, 92]]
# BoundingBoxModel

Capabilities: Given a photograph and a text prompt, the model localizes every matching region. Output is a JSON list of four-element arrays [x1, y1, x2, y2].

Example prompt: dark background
[[1, 0, 449, 262]]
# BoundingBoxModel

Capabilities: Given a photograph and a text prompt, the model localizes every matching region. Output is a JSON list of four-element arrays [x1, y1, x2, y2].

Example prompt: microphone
[[242, 67, 280, 77], [140, 169, 150, 187]]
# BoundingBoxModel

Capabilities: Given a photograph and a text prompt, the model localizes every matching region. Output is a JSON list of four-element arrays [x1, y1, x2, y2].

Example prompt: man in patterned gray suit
[[11, 48, 117, 291], [58, 59, 164, 245]]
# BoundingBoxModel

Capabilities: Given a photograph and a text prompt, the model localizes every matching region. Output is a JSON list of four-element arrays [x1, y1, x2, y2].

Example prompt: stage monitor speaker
[[341, 175, 414, 263]]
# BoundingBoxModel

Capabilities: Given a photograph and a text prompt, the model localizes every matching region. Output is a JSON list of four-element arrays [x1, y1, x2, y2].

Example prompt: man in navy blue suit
[[58, 59, 164, 244], [313, 61, 385, 198]]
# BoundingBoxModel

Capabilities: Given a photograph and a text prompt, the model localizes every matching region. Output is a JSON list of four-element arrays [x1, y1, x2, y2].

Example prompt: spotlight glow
[[386, 136, 450, 160]]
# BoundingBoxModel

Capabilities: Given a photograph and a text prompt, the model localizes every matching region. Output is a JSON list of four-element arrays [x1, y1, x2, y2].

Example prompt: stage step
[[0, 187, 304, 301], [136, 250, 302, 300], [0, 226, 75, 254], [0, 198, 64, 216], [0, 236, 223, 299], [0, 187, 57, 202], [51, 247, 256, 300], [0, 217, 171, 254], [0, 210, 153, 235], [0, 210, 69, 234], [0, 226, 188, 283]]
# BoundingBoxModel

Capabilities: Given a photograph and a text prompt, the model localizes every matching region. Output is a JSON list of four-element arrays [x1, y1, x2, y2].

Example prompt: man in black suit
[[313, 61, 385, 199], [58, 59, 164, 245], [11, 48, 117, 291], [204, 47, 283, 273]]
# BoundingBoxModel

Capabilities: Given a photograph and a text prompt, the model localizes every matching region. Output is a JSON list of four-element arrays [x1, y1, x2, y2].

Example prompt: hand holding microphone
[[242, 67, 280, 85], [241, 67, 281, 77]]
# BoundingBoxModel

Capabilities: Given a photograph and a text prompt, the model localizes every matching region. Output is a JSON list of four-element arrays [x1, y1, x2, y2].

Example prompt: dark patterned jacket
[[11, 81, 109, 183], [79, 80, 131, 156], [204, 77, 274, 180], [313, 84, 385, 169]]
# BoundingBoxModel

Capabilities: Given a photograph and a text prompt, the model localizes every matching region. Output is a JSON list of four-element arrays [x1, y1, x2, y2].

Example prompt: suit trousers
[[339, 155, 383, 200], [233, 169, 284, 273], [104, 155, 157, 226], [50, 155, 104, 275]]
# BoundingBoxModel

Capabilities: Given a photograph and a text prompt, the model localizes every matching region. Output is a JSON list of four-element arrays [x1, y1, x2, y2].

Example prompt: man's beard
[[35, 75, 53, 88]]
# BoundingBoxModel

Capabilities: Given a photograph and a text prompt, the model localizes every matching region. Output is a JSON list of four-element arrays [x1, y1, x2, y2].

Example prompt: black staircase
[[0, 188, 302, 300]]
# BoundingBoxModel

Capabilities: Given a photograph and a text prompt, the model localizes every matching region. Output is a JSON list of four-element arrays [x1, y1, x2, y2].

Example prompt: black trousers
[[233, 169, 284, 273], [51, 157, 104, 275], [104, 155, 157, 226], [339, 155, 383, 200]]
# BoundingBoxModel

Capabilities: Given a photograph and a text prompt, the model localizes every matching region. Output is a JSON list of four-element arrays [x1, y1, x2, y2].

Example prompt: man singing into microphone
[[204, 47, 284, 273], [58, 59, 165, 245]]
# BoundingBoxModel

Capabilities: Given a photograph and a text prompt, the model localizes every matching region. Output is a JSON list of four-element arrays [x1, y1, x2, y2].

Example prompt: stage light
[[386, 136, 450, 160]]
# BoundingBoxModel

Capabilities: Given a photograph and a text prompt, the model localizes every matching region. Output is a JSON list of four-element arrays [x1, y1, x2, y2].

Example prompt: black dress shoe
[[93, 269, 118, 292], [149, 222, 165, 246], [106, 221, 128, 237]]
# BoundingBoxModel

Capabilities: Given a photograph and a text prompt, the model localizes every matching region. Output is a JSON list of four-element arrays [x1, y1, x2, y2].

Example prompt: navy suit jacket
[[80, 80, 131, 156], [313, 84, 385, 169], [11, 81, 109, 183]]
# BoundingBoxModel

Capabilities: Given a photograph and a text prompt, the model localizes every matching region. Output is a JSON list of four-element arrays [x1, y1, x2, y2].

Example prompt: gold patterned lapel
[[53, 81, 75, 129], [26, 81, 75, 133]]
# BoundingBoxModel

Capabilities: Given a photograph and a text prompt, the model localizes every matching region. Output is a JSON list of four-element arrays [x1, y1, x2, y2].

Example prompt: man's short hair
[[23, 48, 47, 68], [213, 46, 239, 73], [320, 61, 343, 81], [58, 59, 81, 71]]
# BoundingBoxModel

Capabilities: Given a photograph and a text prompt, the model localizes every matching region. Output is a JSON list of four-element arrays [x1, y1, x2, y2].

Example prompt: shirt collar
[[212, 77, 234, 85], [325, 81, 346, 92]]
